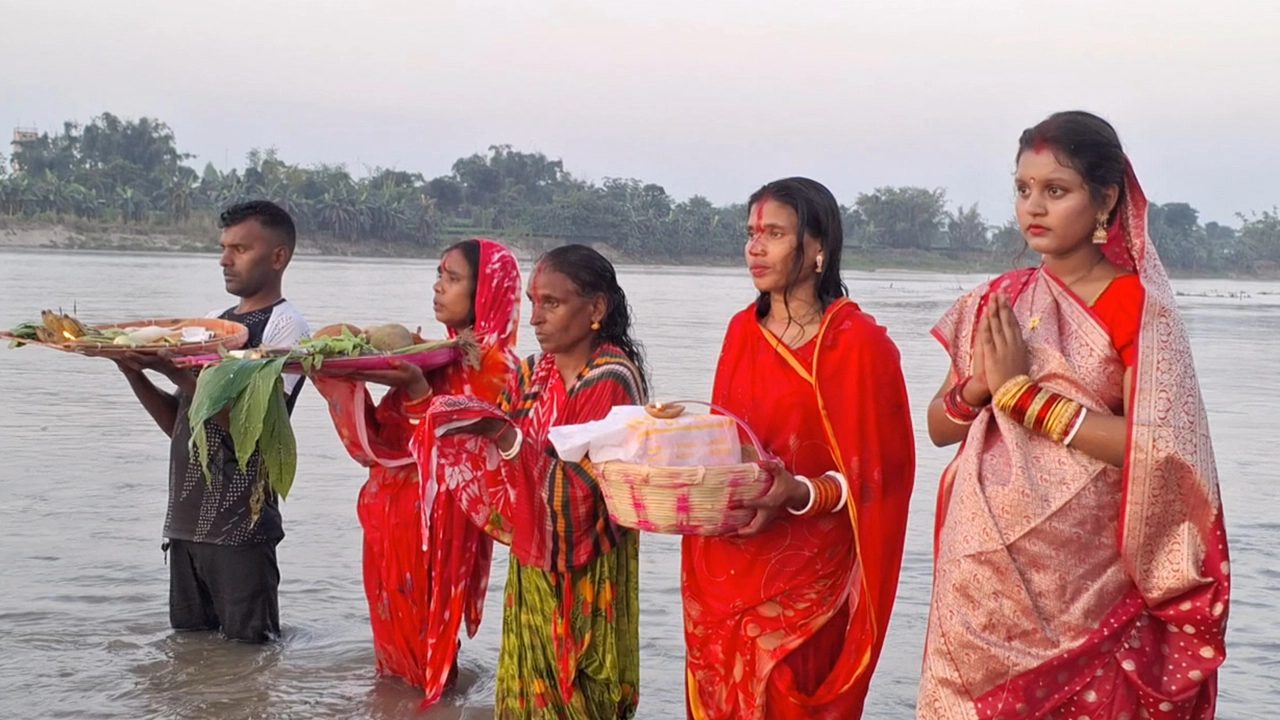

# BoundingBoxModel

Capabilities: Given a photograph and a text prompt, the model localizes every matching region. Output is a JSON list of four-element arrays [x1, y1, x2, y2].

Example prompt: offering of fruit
[[3, 312, 247, 355]]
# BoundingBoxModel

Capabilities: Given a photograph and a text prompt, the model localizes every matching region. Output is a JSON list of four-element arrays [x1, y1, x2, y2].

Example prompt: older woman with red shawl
[[310, 239, 520, 707], [919, 111, 1230, 719], [416, 244, 648, 719], [682, 177, 916, 720]]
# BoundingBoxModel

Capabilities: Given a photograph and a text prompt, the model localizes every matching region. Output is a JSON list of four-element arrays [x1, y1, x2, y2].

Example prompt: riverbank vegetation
[[3, 112, 1277, 274]]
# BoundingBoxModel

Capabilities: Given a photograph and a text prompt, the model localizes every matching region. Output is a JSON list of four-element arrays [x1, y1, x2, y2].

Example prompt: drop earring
[[815, 254, 824, 273], [1092, 213, 1109, 245]]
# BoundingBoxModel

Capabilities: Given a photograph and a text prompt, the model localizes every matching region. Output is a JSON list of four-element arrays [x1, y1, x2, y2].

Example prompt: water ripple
[[0, 253, 1274, 718]]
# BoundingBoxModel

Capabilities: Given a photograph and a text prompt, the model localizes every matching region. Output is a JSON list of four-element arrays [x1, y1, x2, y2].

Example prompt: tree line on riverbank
[[2, 112, 1277, 272]]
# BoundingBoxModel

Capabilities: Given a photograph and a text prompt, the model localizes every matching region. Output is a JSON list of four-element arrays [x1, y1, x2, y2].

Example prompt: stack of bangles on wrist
[[993, 375, 1088, 446], [788, 471, 849, 517], [943, 377, 986, 424]]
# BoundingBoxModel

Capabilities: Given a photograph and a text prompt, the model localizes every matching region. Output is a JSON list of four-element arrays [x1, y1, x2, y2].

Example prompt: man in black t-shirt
[[116, 201, 310, 643]]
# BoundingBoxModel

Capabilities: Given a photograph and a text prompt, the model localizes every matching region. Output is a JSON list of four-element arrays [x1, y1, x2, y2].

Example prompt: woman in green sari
[[416, 244, 647, 718]]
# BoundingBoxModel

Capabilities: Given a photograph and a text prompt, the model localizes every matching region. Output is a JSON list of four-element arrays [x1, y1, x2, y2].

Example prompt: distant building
[[11, 128, 38, 172]]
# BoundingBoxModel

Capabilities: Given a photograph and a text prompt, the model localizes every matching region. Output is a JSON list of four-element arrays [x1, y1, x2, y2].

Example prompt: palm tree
[[947, 203, 991, 250], [115, 187, 149, 224], [162, 172, 196, 225]]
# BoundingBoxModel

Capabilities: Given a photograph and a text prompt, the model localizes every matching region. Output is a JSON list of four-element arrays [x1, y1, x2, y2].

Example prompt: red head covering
[[439, 238, 522, 401], [449, 238, 520, 348]]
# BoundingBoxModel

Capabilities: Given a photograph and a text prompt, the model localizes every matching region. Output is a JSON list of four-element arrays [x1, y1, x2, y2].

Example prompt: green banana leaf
[[188, 357, 268, 483], [259, 377, 298, 500], [229, 357, 288, 472]]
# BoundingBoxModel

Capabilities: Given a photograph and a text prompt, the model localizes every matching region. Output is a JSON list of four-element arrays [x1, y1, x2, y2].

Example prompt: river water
[[0, 250, 1275, 719]]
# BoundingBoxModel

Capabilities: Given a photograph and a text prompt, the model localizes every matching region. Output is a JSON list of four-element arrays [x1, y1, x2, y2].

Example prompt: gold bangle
[[1041, 398, 1066, 442], [1047, 400, 1081, 443], [993, 375, 1034, 414], [1042, 398, 1069, 439], [1023, 389, 1053, 431]]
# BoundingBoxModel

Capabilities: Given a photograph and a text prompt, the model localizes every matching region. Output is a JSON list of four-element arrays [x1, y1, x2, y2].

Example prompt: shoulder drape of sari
[[683, 299, 915, 720], [920, 163, 1229, 720]]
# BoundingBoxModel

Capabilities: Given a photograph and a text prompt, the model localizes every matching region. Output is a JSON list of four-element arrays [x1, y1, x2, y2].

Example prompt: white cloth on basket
[[548, 405, 741, 467]]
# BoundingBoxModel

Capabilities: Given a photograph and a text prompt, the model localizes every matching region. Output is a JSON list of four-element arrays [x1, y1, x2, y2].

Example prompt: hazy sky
[[2, 0, 1277, 224]]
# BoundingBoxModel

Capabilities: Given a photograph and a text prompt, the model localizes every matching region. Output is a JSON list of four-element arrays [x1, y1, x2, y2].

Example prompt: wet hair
[[747, 177, 848, 321], [538, 244, 649, 394], [219, 200, 297, 251], [1016, 111, 1127, 224], [444, 239, 481, 327]]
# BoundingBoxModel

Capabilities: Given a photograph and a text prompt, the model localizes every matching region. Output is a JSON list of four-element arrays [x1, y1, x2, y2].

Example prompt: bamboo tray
[[1, 318, 249, 357]]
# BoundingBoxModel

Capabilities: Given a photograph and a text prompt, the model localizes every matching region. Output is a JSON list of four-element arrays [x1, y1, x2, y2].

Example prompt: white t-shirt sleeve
[[264, 301, 311, 395], [263, 301, 310, 348]]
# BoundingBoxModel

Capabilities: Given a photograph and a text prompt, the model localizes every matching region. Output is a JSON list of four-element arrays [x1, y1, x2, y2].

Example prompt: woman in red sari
[[310, 238, 521, 706], [919, 111, 1229, 719], [683, 177, 916, 720]]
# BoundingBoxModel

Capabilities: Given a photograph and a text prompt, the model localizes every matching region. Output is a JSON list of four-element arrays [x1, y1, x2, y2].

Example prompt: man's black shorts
[[166, 538, 280, 643]]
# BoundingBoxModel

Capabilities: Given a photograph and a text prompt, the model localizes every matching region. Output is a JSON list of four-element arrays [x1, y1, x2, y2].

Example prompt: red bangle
[[943, 377, 985, 424], [802, 474, 843, 516], [996, 378, 1085, 443], [1011, 384, 1039, 421], [1031, 391, 1057, 431]]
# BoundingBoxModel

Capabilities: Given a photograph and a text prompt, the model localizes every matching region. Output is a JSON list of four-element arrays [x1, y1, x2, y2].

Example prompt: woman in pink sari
[[919, 111, 1229, 719], [310, 239, 521, 707]]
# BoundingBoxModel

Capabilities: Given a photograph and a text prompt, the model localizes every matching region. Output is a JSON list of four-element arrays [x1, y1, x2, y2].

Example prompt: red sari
[[919, 162, 1229, 719], [312, 239, 521, 707], [683, 299, 916, 720]]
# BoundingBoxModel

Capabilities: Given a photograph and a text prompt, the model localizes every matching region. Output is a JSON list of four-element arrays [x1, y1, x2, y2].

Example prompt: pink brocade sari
[[919, 162, 1229, 720]]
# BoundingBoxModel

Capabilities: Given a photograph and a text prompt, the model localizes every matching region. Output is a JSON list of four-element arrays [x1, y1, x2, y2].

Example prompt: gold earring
[[816, 254, 824, 272], [591, 321, 601, 331], [1092, 213, 1109, 244]]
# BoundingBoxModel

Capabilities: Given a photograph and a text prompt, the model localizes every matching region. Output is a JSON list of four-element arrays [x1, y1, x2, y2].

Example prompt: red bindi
[[752, 198, 767, 234]]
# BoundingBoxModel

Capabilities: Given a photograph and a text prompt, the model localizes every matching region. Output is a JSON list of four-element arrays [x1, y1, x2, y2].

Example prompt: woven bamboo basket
[[1, 317, 248, 358], [596, 400, 772, 536], [76, 318, 248, 357]]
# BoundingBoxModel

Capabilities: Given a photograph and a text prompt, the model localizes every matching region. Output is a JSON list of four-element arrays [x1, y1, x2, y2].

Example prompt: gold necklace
[[1027, 254, 1105, 331], [1063, 253, 1106, 291]]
